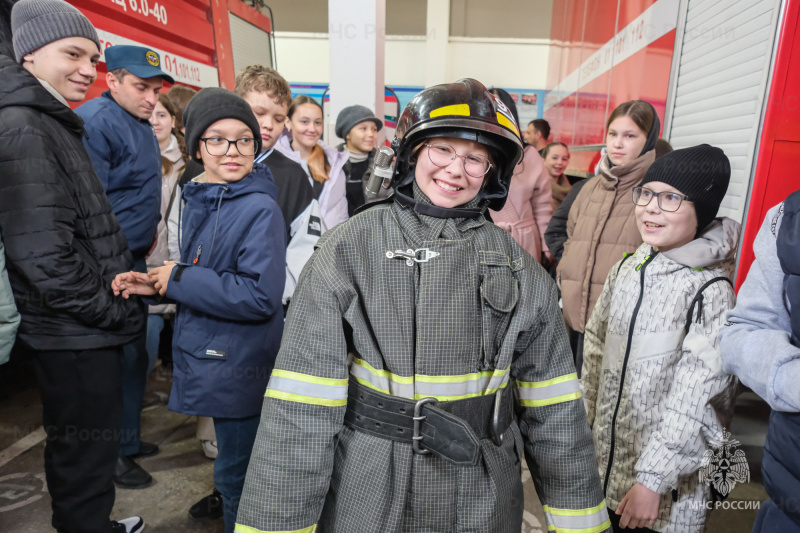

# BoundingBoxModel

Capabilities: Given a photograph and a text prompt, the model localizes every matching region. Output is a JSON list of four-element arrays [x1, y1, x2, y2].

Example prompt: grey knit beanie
[[11, 0, 101, 63], [335, 105, 383, 139]]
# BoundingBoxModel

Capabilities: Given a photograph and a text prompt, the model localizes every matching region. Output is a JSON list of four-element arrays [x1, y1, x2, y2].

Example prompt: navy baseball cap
[[105, 45, 174, 84]]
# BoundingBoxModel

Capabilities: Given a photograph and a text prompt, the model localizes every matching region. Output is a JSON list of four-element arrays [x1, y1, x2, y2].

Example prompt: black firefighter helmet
[[390, 78, 524, 212]]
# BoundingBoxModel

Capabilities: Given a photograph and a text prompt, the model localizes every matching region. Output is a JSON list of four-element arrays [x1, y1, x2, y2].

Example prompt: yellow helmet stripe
[[430, 103, 471, 118], [496, 112, 521, 137]]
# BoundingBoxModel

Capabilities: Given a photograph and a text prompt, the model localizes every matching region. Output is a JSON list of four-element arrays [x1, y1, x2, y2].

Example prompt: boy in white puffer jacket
[[581, 144, 740, 532]]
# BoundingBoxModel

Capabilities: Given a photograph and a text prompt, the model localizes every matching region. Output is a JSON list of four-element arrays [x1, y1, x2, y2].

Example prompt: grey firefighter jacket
[[237, 184, 609, 533]]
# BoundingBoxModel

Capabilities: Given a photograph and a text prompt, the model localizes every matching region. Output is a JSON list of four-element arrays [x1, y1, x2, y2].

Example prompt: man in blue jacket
[[76, 44, 173, 488]]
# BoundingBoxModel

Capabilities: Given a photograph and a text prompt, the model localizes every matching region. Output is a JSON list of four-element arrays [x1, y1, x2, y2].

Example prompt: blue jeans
[[119, 256, 149, 457], [145, 313, 164, 378], [213, 415, 261, 533]]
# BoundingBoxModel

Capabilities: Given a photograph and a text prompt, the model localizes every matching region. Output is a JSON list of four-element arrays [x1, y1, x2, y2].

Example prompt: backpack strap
[[684, 277, 734, 334]]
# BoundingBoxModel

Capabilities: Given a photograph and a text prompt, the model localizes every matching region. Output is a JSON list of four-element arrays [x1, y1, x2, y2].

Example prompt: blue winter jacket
[[76, 92, 162, 257], [165, 164, 286, 418]]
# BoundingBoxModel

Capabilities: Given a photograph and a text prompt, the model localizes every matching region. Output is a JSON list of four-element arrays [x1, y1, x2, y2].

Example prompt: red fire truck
[[544, 0, 800, 285], [68, 0, 275, 98]]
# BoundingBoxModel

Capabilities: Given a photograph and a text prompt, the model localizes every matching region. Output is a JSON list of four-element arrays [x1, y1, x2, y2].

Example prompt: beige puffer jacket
[[558, 151, 654, 332], [581, 218, 740, 532]]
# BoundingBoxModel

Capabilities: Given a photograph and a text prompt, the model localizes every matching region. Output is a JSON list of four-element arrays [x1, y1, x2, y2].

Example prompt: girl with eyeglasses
[[276, 95, 349, 229], [580, 144, 740, 532], [488, 88, 554, 265], [235, 79, 608, 533]]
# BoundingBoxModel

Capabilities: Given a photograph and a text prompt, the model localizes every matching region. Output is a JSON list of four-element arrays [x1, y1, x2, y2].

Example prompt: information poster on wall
[[503, 89, 545, 132]]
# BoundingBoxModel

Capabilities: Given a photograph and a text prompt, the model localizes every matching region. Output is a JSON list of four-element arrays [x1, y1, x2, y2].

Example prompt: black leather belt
[[343, 379, 514, 467]]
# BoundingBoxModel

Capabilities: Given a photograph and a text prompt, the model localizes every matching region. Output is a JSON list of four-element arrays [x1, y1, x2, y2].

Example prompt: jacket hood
[[0, 54, 84, 135], [183, 163, 278, 203], [662, 216, 741, 271]]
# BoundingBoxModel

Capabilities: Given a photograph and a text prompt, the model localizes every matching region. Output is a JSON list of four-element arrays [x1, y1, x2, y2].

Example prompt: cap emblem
[[146, 51, 159, 67]]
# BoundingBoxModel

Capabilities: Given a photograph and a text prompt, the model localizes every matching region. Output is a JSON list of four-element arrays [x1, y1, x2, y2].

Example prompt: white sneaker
[[112, 516, 145, 533], [202, 440, 218, 460]]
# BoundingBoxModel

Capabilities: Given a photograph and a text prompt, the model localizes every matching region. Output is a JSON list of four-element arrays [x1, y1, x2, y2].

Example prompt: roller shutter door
[[665, 0, 782, 222], [229, 12, 273, 75]]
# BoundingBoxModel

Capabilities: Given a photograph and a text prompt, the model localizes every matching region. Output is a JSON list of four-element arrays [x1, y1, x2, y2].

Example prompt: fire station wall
[[268, 0, 552, 89]]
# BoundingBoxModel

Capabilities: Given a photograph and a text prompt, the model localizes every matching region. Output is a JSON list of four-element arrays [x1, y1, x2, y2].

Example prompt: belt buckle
[[412, 397, 438, 454]]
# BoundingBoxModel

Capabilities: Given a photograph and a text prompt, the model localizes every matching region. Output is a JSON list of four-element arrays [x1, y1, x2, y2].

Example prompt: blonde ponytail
[[307, 145, 331, 183]]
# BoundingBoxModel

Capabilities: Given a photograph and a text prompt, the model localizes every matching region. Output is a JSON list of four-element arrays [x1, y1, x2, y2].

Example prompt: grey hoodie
[[582, 217, 740, 532], [719, 203, 800, 413]]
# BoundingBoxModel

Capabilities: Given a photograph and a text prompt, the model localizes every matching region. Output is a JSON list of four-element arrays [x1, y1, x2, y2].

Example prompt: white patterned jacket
[[581, 217, 740, 533]]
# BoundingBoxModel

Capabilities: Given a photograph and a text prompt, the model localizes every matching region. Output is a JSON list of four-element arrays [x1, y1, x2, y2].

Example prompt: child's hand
[[148, 261, 177, 297], [112, 271, 157, 299], [616, 483, 660, 529]]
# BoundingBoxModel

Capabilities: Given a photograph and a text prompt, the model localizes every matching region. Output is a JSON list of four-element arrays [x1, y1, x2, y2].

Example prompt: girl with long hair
[[275, 95, 348, 229], [557, 100, 660, 369]]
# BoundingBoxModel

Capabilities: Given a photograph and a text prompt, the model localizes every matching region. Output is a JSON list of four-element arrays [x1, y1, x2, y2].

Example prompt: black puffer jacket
[[0, 54, 145, 350]]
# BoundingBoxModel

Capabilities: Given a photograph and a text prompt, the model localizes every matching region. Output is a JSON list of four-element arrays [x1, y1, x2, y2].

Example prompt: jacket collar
[[183, 163, 278, 204], [101, 91, 153, 125], [392, 180, 486, 244]]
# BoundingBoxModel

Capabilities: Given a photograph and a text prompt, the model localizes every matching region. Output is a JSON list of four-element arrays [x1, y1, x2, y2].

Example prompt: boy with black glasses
[[112, 88, 286, 533], [581, 144, 739, 532]]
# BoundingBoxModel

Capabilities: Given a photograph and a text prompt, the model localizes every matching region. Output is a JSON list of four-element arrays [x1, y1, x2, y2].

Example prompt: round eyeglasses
[[199, 137, 256, 157], [632, 186, 690, 212], [424, 143, 492, 178]]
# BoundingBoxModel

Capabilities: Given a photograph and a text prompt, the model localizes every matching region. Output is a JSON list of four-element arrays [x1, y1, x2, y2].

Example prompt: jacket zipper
[[602, 250, 658, 495]]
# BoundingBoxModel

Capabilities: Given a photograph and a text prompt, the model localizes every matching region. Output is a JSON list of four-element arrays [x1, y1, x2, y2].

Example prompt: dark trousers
[[119, 256, 148, 456], [213, 415, 261, 533], [607, 508, 657, 533], [569, 329, 585, 377], [33, 347, 123, 533]]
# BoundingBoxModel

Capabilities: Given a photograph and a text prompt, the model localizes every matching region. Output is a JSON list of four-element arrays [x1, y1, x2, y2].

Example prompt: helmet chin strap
[[393, 185, 487, 219]]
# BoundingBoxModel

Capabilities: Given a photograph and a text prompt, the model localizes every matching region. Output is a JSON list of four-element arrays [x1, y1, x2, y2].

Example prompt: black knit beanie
[[639, 144, 730, 233], [184, 88, 261, 162]]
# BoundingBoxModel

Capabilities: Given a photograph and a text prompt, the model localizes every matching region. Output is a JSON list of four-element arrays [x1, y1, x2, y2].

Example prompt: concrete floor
[[0, 355, 768, 533]]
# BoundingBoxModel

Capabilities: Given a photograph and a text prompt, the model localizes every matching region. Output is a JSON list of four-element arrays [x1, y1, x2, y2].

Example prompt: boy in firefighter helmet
[[236, 78, 609, 533]]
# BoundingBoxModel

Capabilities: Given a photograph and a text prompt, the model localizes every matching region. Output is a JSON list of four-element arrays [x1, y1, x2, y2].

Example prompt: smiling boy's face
[[196, 118, 256, 184]]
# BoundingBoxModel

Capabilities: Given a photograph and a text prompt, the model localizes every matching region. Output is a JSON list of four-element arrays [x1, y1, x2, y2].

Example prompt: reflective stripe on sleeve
[[350, 357, 510, 401], [515, 372, 582, 407], [543, 501, 610, 533], [264, 369, 347, 407], [234, 524, 317, 533]]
